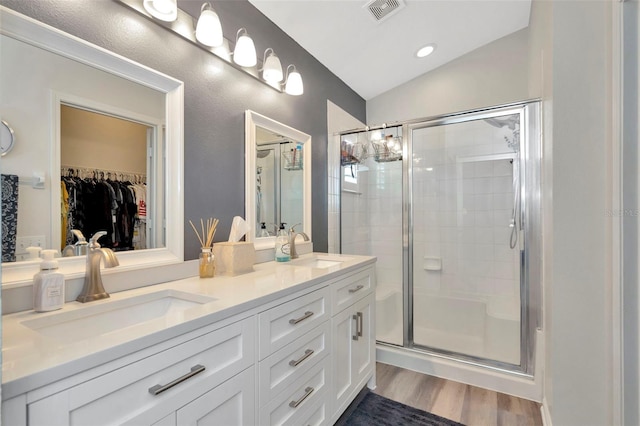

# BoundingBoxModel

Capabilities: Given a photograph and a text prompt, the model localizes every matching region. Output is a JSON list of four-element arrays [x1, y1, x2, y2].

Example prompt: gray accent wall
[[1, 0, 366, 258]]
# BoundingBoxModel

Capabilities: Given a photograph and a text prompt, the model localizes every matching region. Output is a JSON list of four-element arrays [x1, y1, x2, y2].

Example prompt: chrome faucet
[[76, 231, 119, 303], [289, 224, 310, 259], [62, 229, 88, 257]]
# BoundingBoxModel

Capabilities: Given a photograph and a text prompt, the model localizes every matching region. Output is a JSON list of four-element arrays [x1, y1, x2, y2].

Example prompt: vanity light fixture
[[233, 28, 257, 67], [261, 48, 283, 83], [143, 0, 177, 22], [416, 43, 436, 58], [284, 64, 304, 96], [195, 2, 223, 47]]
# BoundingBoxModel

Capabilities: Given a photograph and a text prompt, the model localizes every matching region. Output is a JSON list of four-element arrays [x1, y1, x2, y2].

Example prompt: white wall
[[367, 28, 530, 125], [0, 34, 164, 252], [326, 100, 365, 254], [544, 0, 616, 424]]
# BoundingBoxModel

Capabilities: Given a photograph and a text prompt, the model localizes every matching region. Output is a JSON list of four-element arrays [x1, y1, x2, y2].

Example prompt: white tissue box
[[213, 242, 255, 276]]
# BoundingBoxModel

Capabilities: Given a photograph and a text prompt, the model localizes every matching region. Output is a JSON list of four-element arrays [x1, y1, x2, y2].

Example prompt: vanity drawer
[[259, 321, 330, 406], [297, 388, 329, 426], [28, 316, 255, 426], [258, 287, 329, 360], [259, 355, 330, 426], [331, 268, 374, 314]]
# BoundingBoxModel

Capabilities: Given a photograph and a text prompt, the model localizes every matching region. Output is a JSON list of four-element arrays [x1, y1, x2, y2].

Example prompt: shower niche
[[339, 102, 541, 374]]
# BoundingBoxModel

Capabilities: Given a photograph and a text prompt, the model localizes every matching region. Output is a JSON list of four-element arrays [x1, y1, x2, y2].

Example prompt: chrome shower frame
[[397, 100, 541, 375]]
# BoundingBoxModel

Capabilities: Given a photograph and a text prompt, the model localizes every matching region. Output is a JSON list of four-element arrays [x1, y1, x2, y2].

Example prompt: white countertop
[[1, 253, 375, 399]]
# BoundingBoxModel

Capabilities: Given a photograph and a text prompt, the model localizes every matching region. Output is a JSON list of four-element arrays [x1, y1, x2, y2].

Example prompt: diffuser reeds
[[189, 217, 219, 249]]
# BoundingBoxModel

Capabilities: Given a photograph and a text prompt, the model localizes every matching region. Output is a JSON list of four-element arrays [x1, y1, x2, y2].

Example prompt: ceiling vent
[[364, 0, 405, 23]]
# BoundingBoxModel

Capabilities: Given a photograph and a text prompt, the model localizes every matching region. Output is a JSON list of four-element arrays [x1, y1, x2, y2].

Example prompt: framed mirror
[[245, 110, 311, 250], [0, 7, 184, 285]]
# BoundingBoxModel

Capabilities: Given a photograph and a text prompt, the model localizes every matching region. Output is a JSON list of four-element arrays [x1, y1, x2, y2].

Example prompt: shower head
[[257, 150, 270, 158], [484, 115, 519, 130], [484, 115, 520, 153]]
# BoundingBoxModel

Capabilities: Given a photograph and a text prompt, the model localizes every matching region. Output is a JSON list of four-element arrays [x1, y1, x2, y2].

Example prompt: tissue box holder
[[213, 242, 255, 276]]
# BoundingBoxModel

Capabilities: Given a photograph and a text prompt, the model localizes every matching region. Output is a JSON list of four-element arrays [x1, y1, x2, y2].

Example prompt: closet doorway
[[60, 103, 155, 253]]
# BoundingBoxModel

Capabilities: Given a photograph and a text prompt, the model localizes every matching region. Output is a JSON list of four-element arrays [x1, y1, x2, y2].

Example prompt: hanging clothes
[[61, 169, 145, 251]]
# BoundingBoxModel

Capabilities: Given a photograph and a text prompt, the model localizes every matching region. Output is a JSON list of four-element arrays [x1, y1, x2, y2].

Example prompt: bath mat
[[335, 389, 464, 426], [1, 174, 19, 262]]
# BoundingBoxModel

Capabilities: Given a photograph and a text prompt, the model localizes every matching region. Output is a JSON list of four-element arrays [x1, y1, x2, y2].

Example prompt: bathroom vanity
[[1, 253, 376, 425]]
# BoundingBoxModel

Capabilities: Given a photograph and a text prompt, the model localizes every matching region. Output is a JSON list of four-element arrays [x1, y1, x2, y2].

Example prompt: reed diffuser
[[189, 217, 219, 278]]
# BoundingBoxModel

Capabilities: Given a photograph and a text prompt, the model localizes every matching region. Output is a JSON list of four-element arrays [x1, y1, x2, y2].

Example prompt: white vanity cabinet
[[3, 259, 376, 426], [26, 316, 256, 426], [330, 269, 376, 423]]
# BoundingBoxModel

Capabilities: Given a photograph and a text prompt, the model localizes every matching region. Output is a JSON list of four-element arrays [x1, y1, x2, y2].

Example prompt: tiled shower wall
[[412, 120, 520, 320]]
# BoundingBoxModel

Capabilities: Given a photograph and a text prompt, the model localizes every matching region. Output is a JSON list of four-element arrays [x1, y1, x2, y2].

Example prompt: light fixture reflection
[[143, 0, 177, 22], [284, 64, 303, 96], [195, 3, 223, 47], [261, 48, 283, 83], [233, 28, 257, 67]]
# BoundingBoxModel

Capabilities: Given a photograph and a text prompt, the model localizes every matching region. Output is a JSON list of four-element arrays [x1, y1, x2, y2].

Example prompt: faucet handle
[[290, 223, 302, 233], [89, 231, 107, 248]]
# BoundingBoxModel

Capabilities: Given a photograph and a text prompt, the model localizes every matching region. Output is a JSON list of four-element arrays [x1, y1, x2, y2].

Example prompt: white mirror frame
[[1, 7, 184, 286], [245, 110, 311, 250]]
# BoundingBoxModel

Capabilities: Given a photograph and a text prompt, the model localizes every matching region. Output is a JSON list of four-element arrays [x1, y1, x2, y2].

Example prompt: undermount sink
[[288, 255, 352, 269], [21, 290, 216, 343]]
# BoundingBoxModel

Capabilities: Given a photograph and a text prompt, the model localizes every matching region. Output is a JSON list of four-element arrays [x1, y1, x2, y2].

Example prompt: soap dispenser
[[275, 223, 290, 262], [258, 222, 270, 238], [33, 249, 65, 312]]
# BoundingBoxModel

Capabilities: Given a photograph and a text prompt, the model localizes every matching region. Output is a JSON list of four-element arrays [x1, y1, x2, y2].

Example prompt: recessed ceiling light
[[416, 44, 436, 58]]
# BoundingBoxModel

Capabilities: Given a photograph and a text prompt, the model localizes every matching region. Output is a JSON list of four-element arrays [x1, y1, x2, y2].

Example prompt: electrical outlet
[[15, 235, 47, 254]]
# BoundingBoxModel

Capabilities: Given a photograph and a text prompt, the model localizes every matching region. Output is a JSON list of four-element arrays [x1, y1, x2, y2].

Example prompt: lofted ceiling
[[248, 0, 532, 100]]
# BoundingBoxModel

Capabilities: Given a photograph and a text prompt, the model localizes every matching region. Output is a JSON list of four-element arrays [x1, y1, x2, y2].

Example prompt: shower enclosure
[[339, 102, 540, 374]]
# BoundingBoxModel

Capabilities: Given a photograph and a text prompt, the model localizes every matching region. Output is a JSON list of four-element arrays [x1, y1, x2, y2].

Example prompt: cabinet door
[[331, 304, 356, 414], [352, 293, 374, 385], [176, 367, 255, 426], [331, 292, 375, 420]]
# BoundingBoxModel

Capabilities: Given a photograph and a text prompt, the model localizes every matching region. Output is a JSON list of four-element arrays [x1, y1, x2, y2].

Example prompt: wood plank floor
[[373, 362, 543, 426]]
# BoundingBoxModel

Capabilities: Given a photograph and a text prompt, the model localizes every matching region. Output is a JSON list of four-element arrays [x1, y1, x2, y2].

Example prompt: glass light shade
[[195, 8, 223, 47], [233, 30, 257, 67], [262, 52, 283, 83], [143, 0, 177, 22], [285, 68, 303, 96]]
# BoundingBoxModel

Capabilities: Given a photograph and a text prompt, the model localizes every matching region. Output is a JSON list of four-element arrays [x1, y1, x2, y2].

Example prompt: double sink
[[21, 254, 350, 344]]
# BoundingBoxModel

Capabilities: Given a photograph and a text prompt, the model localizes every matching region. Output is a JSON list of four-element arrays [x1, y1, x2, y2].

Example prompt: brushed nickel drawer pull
[[357, 311, 363, 337], [148, 364, 205, 396], [289, 349, 314, 367], [289, 311, 314, 325], [289, 386, 314, 408], [348, 284, 364, 293], [352, 314, 359, 341]]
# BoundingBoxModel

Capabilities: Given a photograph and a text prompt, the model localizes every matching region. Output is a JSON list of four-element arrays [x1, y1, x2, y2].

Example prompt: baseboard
[[540, 397, 552, 426]]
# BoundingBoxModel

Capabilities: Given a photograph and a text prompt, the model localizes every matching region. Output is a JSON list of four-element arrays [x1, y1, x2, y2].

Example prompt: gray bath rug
[[335, 389, 465, 426]]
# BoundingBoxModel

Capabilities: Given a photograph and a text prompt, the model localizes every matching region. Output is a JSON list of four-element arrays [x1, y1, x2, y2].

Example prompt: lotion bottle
[[33, 249, 65, 312], [275, 223, 290, 262]]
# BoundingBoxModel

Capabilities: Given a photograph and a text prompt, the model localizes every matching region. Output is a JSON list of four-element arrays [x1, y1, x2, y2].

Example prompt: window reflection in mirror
[[60, 104, 157, 255], [255, 126, 304, 237]]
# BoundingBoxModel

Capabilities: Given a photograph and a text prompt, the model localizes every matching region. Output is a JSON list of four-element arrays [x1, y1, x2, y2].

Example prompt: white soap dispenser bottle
[[275, 222, 290, 262], [33, 249, 65, 312]]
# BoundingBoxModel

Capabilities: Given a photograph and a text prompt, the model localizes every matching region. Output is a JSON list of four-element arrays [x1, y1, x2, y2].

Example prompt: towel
[[1, 174, 19, 262]]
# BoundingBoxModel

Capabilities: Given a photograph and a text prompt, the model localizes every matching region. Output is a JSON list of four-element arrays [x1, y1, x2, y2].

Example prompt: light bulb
[[284, 65, 303, 96], [143, 0, 177, 22], [233, 28, 257, 67], [195, 3, 223, 47]]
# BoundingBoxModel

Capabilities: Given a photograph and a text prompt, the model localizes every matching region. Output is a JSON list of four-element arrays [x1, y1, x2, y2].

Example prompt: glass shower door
[[409, 113, 522, 365]]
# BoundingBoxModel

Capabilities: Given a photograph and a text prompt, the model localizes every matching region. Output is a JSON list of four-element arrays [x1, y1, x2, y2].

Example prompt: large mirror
[[245, 110, 311, 249], [0, 7, 184, 284]]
